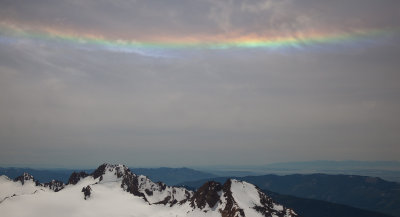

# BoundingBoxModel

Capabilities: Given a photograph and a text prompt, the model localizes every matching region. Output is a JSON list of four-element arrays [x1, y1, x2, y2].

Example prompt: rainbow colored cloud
[[0, 21, 398, 55]]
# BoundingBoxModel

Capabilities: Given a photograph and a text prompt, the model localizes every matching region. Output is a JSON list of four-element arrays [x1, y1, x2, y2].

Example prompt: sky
[[0, 0, 399, 168]]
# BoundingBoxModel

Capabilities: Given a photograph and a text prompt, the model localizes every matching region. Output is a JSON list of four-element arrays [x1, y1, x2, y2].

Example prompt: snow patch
[[230, 179, 263, 217]]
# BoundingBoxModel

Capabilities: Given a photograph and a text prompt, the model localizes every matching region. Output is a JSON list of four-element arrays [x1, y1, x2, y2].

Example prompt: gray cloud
[[0, 0, 399, 168], [1, 0, 399, 37]]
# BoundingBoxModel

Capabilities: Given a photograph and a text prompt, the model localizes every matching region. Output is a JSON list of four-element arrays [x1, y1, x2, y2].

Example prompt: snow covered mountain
[[0, 163, 298, 217]]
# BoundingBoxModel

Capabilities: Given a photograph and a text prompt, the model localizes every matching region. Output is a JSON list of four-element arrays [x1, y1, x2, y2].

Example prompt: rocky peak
[[91, 163, 108, 180], [135, 174, 192, 206], [44, 180, 65, 192], [12, 173, 64, 192], [191, 181, 222, 209], [188, 179, 298, 217], [13, 173, 37, 185], [92, 163, 130, 181], [68, 171, 89, 185], [253, 186, 297, 217], [88, 164, 146, 199], [226, 179, 298, 217], [220, 179, 245, 217], [120, 170, 146, 199]]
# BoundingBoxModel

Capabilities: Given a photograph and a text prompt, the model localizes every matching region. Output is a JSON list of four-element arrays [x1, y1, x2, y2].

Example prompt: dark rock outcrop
[[68, 171, 89, 185], [190, 181, 222, 209], [252, 184, 297, 217], [154, 196, 172, 205], [14, 173, 39, 185], [220, 179, 245, 217], [91, 164, 108, 180], [82, 185, 92, 200], [121, 172, 147, 200], [44, 180, 65, 192], [91, 163, 129, 181]]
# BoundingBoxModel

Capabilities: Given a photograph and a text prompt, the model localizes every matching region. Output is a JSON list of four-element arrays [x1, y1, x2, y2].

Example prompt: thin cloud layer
[[0, 0, 399, 168]]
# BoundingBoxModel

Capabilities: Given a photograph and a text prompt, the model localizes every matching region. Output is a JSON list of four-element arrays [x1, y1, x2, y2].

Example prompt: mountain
[[200, 170, 261, 177], [198, 161, 400, 182], [0, 163, 298, 217], [0, 167, 92, 183], [130, 167, 217, 185], [0, 167, 215, 186], [180, 174, 400, 217], [262, 161, 400, 182], [264, 190, 394, 217], [265, 161, 400, 170]]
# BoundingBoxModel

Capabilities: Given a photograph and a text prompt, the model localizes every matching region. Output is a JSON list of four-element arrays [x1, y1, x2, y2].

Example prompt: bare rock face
[[44, 180, 65, 192], [13, 173, 37, 185], [252, 186, 292, 217], [68, 171, 89, 185], [121, 171, 147, 200], [91, 163, 108, 180], [220, 179, 245, 217], [89, 164, 150, 201], [188, 178, 298, 217], [12, 172, 65, 192], [92, 163, 131, 182], [81, 185, 92, 200], [190, 181, 222, 209]]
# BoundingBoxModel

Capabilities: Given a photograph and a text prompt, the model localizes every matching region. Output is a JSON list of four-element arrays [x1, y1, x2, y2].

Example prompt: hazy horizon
[[1, 160, 400, 171], [1, 0, 399, 168]]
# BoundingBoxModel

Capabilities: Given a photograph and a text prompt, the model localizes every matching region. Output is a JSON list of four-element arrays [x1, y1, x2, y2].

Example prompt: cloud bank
[[0, 0, 399, 168]]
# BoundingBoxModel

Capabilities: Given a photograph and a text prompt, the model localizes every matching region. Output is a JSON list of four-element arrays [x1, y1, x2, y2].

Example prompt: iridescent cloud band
[[0, 21, 397, 52]]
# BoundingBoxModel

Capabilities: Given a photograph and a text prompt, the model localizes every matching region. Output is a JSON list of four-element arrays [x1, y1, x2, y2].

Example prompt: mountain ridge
[[0, 166, 216, 185], [179, 173, 400, 217], [0, 163, 298, 217]]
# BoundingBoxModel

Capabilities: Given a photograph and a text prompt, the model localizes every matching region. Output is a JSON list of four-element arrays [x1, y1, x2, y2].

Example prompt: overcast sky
[[0, 0, 399, 168]]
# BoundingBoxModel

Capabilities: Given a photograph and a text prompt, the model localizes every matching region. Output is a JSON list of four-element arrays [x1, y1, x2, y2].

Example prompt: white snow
[[0, 167, 294, 217], [0, 171, 219, 217], [0, 175, 45, 202], [100, 167, 122, 183], [136, 174, 190, 204], [230, 179, 263, 217], [0, 174, 191, 217], [273, 203, 284, 211]]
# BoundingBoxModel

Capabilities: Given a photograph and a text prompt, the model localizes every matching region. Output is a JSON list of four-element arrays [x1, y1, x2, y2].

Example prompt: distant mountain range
[[0, 167, 216, 185], [0, 167, 92, 183], [130, 167, 217, 185], [264, 190, 394, 217], [198, 161, 400, 182], [265, 160, 400, 169], [262, 161, 400, 182], [180, 174, 400, 217]]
